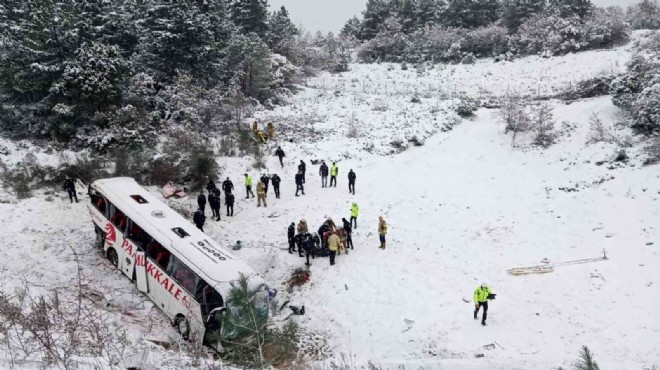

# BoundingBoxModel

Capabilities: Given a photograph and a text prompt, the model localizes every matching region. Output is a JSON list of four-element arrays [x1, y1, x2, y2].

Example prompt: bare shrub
[[587, 113, 614, 144]]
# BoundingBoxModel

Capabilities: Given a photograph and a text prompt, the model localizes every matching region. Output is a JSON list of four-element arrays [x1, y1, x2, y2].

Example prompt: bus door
[[135, 251, 149, 293]]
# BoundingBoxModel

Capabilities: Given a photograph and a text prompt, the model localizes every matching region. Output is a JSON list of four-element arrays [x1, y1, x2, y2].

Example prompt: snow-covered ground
[[2, 38, 660, 369]]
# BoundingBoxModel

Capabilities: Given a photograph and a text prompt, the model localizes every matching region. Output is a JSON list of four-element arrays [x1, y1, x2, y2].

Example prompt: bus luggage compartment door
[[135, 251, 149, 293]]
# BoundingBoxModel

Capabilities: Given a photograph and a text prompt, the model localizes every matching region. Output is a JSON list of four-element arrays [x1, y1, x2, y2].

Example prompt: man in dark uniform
[[197, 191, 207, 214], [222, 177, 234, 194], [209, 190, 221, 221], [319, 161, 329, 188], [225, 193, 235, 217], [295, 170, 305, 196], [260, 174, 270, 198], [298, 160, 306, 184], [271, 174, 281, 199], [287, 222, 296, 254], [275, 146, 285, 167], [63, 176, 78, 203], [348, 169, 356, 195], [193, 208, 206, 232]]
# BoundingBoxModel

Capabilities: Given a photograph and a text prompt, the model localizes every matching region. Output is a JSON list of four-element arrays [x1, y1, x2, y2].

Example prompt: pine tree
[[340, 15, 362, 41], [359, 0, 393, 40], [445, 0, 501, 28], [501, 0, 546, 32], [267, 6, 299, 61], [416, 0, 445, 29], [574, 346, 600, 370], [231, 0, 269, 38], [548, 0, 593, 19]]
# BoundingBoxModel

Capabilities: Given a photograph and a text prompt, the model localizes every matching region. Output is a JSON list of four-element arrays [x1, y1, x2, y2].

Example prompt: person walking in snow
[[197, 191, 207, 214], [295, 170, 305, 196], [298, 160, 306, 184], [319, 161, 329, 188], [260, 174, 270, 198], [193, 208, 206, 232], [350, 202, 359, 229], [342, 217, 354, 250], [209, 190, 221, 221], [275, 146, 285, 168], [327, 231, 341, 266], [271, 174, 281, 199], [348, 169, 356, 195], [225, 193, 235, 217], [330, 162, 338, 187], [473, 283, 495, 326], [244, 174, 255, 198], [257, 181, 267, 207], [63, 176, 78, 203], [288, 222, 296, 254], [378, 216, 387, 249], [222, 177, 234, 195]]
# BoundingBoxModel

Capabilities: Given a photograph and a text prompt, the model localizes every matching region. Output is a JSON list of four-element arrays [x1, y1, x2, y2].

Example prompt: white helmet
[[481, 282, 488, 288]]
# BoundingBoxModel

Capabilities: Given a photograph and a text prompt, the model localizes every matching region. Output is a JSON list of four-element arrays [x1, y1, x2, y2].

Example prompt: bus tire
[[107, 248, 119, 268], [174, 315, 191, 340], [94, 227, 105, 249]]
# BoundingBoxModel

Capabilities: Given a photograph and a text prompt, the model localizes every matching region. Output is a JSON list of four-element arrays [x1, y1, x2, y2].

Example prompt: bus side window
[[110, 208, 127, 233], [196, 281, 224, 318], [169, 256, 199, 294], [147, 240, 163, 260], [127, 220, 148, 250], [156, 250, 171, 270]]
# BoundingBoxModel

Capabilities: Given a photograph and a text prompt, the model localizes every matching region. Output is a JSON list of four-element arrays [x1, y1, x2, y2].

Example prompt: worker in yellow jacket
[[350, 202, 359, 229], [244, 174, 255, 198], [474, 282, 495, 326], [327, 232, 341, 266]]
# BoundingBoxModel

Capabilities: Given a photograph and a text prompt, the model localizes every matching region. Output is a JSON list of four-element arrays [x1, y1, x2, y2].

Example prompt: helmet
[[481, 282, 488, 288], [301, 218, 306, 223]]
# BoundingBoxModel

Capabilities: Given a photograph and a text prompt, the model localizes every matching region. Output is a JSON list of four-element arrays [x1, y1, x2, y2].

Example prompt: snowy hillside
[[1, 37, 660, 369]]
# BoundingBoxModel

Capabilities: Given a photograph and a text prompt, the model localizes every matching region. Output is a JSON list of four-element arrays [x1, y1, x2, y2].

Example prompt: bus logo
[[105, 223, 116, 244]]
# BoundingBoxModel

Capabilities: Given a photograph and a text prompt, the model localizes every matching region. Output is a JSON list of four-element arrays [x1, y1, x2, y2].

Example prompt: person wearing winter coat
[[222, 177, 234, 195], [244, 174, 255, 198], [260, 174, 270, 197], [257, 181, 267, 207], [197, 191, 207, 214], [474, 283, 495, 326], [297, 219, 308, 234], [348, 169, 356, 194], [295, 170, 305, 196], [206, 178, 218, 193], [319, 161, 329, 188], [271, 174, 281, 199], [318, 223, 329, 250], [342, 217, 354, 250], [193, 208, 206, 232], [350, 202, 359, 229], [327, 232, 341, 266], [287, 223, 296, 254], [378, 216, 387, 249], [298, 160, 306, 184], [225, 193, 235, 217], [330, 162, 338, 187], [209, 190, 221, 221], [302, 232, 315, 266], [275, 146, 285, 167], [63, 176, 78, 203]]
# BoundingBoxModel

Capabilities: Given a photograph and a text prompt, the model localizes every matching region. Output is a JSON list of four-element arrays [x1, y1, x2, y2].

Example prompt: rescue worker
[[348, 169, 356, 195], [342, 217, 354, 250], [271, 174, 281, 199], [302, 232, 315, 266], [330, 162, 338, 187], [197, 191, 207, 214], [260, 174, 270, 198], [288, 222, 296, 254], [474, 282, 495, 326], [350, 202, 359, 229], [295, 170, 305, 196], [244, 173, 255, 198], [297, 218, 308, 234], [225, 192, 235, 217], [63, 176, 78, 203], [209, 190, 221, 221], [327, 231, 341, 266], [294, 233, 304, 257], [298, 160, 306, 184], [318, 222, 329, 250], [193, 208, 206, 232], [267, 122, 275, 139], [206, 177, 218, 193], [378, 216, 387, 249], [275, 146, 285, 168], [257, 181, 267, 207], [222, 177, 234, 195], [319, 161, 329, 188]]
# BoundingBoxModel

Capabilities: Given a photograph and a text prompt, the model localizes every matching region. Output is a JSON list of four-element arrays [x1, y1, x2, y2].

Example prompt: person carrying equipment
[[473, 282, 496, 326]]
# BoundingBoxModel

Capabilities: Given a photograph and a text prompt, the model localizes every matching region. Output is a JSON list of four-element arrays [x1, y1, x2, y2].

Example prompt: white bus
[[86, 177, 269, 348]]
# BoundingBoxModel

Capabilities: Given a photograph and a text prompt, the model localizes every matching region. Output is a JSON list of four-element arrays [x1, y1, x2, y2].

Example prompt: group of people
[[192, 177, 237, 232], [287, 212, 358, 267]]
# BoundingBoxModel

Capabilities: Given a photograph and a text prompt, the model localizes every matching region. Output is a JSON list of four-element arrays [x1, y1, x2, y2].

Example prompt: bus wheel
[[107, 248, 119, 268], [174, 315, 191, 340]]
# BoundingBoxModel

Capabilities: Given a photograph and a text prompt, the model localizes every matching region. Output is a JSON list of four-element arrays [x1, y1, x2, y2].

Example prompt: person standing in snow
[[244, 174, 255, 198], [327, 231, 341, 266], [275, 146, 285, 168], [63, 176, 78, 203], [378, 216, 387, 249], [193, 208, 206, 232], [319, 161, 329, 188], [260, 174, 270, 198], [225, 193, 235, 217], [206, 177, 218, 193], [297, 219, 308, 235], [197, 191, 207, 214], [271, 174, 281, 199], [288, 222, 296, 254], [474, 283, 495, 326], [342, 217, 354, 250], [257, 181, 267, 207], [348, 169, 356, 195], [222, 177, 234, 195], [295, 170, 305, 196], [302, 232, 315, 266], [350, 202, 359, 229], [330, 162, 338, 187], [298, 160, 306, 184], [209, 190, 221, 221]]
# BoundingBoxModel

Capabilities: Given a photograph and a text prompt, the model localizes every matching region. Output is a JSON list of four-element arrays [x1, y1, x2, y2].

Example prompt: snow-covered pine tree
[[626, 0, 660, 30], [359, 0, 394, 40], [548, 0, 593, 19], [224, 34, 274, 102], [416, 0, 446, 29], [501, 0, 546, 32], [267, 6, 299, 59], [445, 0, 501, 29], [340, 16, 362, 42], [231, 0, 269, 38]]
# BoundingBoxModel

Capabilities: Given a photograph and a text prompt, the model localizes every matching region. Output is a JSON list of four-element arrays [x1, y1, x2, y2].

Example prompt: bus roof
[[91, 177, 264, 292]]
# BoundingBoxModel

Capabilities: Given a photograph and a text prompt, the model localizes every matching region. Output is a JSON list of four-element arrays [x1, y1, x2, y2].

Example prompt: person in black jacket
[[206, 178, 218, 193], [319, 161, 329, 188], [225, 193, 235, 217], [294, 233, 304, 257], [318, 222, 329, 250], [197, 191, 207, 214], [302, 233, 315, 266], [348, 169, 356, 195], [295, 170, 305, 196], [287, 222, 296, 254], [222, 177, 234, 195], [193, 208, 206, 232], [298, 160, 306, 184], [275, 146, 285, 167], [63, 176, 78, 203], [271, 174, 281, 199], [260, 174, 270, 198], [209, 190, 221, 221], [342, 217, 354, 250]]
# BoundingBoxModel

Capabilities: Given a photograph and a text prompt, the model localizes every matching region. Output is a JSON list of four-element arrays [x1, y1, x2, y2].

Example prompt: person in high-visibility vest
[[350, 202, 359, 229], [244, 173, 255, 198], [473, 283, 495, 326], [330, 162, 339, 187]]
